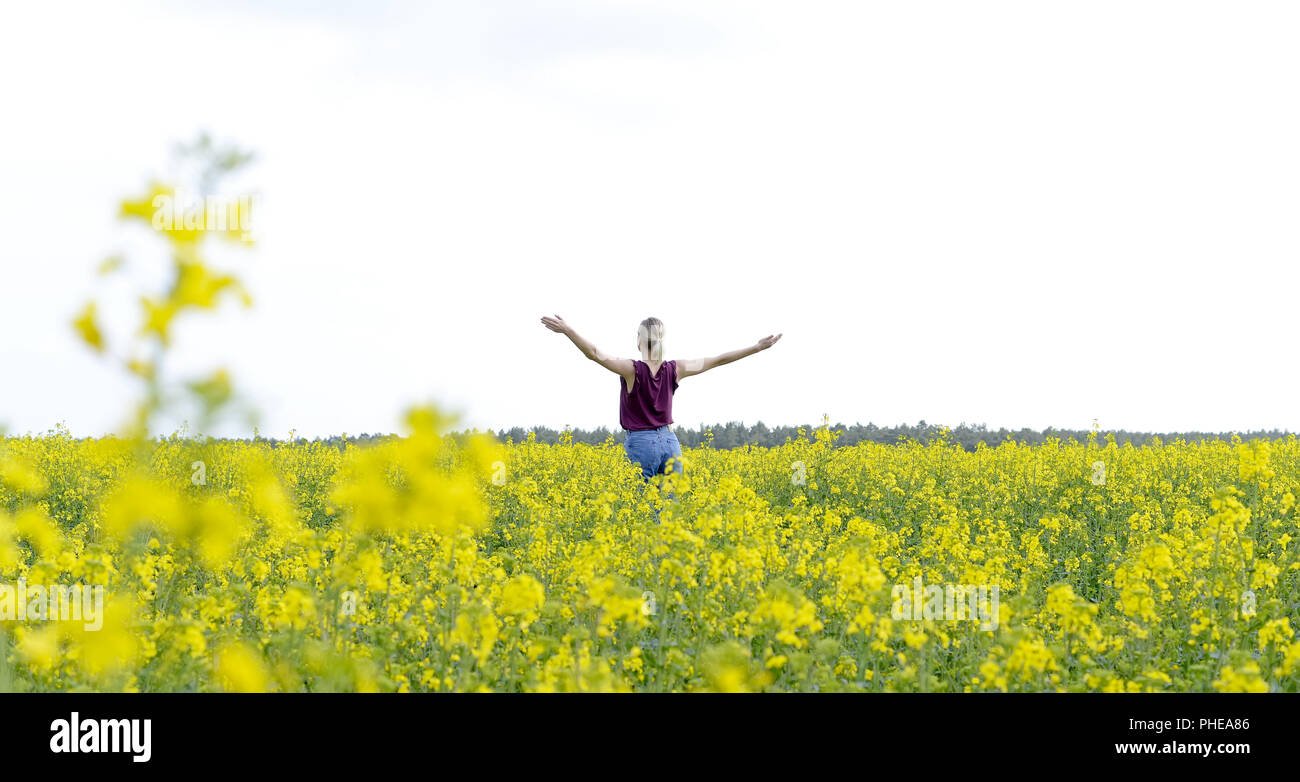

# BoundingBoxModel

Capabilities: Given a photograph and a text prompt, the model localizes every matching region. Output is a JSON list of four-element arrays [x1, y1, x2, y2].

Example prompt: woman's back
[[620, 359, 678, 431]]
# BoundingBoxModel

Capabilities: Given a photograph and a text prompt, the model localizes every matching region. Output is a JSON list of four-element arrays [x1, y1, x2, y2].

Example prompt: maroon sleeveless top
[[620, 360, 678, 430]]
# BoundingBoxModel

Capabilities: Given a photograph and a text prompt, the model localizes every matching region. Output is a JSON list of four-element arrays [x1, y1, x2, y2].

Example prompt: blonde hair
[[637, 317, 664, 362]]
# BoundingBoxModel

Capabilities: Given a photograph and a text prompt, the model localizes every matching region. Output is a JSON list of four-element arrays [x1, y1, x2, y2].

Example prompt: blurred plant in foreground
[[1, 137, 500, 692]]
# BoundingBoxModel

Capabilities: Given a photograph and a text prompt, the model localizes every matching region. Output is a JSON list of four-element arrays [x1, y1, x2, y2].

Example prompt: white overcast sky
[[1, 0, 1298, 438]]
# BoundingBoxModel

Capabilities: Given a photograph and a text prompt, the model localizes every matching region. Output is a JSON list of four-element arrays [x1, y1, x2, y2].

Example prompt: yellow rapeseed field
[[1, 424, 1297, 692]]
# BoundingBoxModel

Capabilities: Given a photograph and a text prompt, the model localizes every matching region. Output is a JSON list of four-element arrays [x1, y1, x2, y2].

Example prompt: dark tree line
[[489, 421, 1295, 451], [210, 423, 1294, 452]]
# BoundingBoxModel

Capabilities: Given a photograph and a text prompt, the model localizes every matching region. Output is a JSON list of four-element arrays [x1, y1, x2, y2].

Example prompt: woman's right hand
[[540, 315, 571, 335], [756, 333, 783, 351]]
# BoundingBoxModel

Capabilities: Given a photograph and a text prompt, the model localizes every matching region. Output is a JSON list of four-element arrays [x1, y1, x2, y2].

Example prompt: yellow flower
[[216, 643, 271, 693], [72, 301, 105, 353], [1212, 664, 1268, 693]]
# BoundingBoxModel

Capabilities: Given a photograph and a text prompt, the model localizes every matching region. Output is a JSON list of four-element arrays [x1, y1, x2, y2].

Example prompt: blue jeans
[[624, 426, 683, 482]]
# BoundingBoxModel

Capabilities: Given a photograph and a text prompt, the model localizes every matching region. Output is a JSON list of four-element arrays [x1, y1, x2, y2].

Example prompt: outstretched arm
[[540, 315, 635, 385], [678, 333, 782, 380]]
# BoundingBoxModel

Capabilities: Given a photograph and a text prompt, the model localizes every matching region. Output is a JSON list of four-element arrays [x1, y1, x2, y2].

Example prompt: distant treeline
[[487, 422, 1295, 451], [167, 422, 1294, 451]]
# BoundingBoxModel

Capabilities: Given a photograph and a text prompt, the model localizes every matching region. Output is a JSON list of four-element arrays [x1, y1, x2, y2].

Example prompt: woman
[[540, 314, 782, 482]]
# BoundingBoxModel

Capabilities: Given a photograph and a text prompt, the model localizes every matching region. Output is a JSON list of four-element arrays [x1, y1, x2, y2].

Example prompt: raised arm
[[541, 315, 635, 385], [678, 333, 782, 380]]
